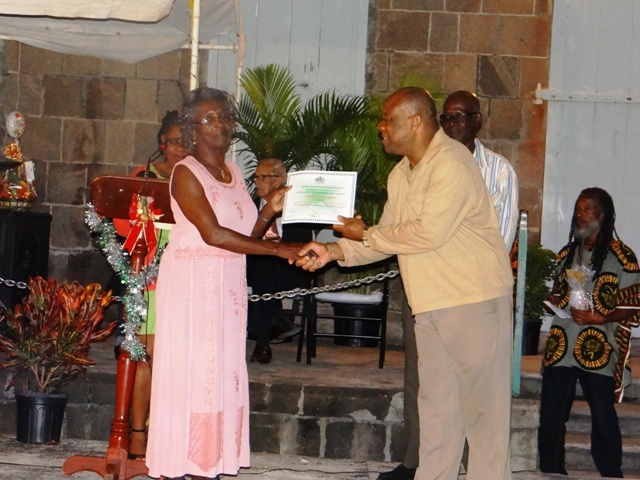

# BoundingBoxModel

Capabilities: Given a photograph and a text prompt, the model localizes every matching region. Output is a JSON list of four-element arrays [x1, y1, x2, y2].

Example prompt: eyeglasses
[[438, 112, 478, 126], [193, 114, 235, 126], [251, 174, 281, 182]]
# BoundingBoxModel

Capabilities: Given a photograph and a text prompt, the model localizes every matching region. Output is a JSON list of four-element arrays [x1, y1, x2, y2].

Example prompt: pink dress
[[146, 156, 256, 478]]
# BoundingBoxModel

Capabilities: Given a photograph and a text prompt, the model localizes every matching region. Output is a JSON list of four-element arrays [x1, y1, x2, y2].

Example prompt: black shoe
[[377, 464, 416, 480], [269, 318, 302, 343], [250, 344, 272, 364]]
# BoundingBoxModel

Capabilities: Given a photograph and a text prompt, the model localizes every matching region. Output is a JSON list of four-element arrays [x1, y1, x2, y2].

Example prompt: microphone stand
[[137, 150, 163, 178]]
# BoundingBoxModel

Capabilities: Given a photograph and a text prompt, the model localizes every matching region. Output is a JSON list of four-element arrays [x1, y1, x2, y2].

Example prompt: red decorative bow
[[122, 194, 163, 254]]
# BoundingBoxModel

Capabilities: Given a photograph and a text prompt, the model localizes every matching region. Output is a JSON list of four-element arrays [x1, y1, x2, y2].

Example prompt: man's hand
[[333, 215, 366, 241], [293, 241, 331, 271], [570, 307, 607, 326]]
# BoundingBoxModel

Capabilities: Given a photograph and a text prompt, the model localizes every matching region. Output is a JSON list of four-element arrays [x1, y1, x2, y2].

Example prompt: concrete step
[[566, 400, 640, 437], [565, 433, 640, 476]]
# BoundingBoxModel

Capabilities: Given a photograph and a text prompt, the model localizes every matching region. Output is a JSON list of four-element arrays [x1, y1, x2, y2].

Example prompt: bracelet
[[258, 215, 269, 223], [362, 227, 370, 247], [328, 242, 335, 260]]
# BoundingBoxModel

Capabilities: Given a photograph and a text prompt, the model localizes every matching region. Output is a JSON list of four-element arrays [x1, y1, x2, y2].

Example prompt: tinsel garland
[[85, 204, 161, 361]]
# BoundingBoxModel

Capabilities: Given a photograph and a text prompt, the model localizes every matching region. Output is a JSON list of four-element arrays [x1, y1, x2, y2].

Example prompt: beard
[[574, 219, 601, 240]]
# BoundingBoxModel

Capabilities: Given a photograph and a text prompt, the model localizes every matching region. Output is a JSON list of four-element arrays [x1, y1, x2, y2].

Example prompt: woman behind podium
[[146, 87, 301, 480]]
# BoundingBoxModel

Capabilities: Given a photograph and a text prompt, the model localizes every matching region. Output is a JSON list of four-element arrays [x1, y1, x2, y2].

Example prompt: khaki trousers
[[414, 295, 513, 480]]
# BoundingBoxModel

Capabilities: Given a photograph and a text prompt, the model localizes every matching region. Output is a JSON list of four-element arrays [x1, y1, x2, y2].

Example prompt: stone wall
[[0, 41, 198, 286], [367, 0, 552, 242]]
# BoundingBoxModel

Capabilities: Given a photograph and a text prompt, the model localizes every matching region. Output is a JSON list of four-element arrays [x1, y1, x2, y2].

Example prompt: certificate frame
[[282, 170, 357, 224]]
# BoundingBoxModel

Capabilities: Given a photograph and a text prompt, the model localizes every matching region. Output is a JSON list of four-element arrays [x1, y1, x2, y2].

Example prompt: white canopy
[[0, 0, 241, 64]]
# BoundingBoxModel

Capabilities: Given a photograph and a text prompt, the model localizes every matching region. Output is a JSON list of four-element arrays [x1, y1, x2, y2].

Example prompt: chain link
[[248, 269, 399, 302], [0, 277, 29, 290], [0, 270, 401, 303]]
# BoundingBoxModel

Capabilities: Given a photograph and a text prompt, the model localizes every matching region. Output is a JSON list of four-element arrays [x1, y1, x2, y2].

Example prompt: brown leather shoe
[[250, 344, 272, 364]]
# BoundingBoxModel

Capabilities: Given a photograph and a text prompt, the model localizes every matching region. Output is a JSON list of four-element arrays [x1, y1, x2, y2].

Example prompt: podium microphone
[[137, 149, 163, 178]]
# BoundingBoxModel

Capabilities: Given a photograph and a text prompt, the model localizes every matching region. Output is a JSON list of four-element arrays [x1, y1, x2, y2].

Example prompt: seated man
[[247, 158, 313, 364]]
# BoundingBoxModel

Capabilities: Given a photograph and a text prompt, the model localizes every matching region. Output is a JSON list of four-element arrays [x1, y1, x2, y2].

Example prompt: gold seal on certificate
[[282, 171, 357, 224]]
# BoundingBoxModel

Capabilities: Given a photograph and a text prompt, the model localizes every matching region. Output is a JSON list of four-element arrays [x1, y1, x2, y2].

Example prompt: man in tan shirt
[[296, 87, 514, 480]]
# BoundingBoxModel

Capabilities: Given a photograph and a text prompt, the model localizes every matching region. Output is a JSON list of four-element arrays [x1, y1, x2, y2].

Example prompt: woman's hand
[[294, 242, 331, 271], [275, 242, 306, 261]]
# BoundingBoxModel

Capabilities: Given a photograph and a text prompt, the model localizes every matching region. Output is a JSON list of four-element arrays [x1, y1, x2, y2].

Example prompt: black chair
[[296, 273, 390, 368]]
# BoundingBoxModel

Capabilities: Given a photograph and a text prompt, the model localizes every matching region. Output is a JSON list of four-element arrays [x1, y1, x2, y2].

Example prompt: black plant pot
[[522, 318, 542, 356], [332, 302, 382, 348], [15, 393, 68, 444]]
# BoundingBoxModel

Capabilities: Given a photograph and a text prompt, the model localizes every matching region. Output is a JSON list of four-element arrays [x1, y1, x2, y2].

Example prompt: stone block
[[266, 384, 304, 416], [487, 98, 523, 140], [63, 54, 102, 77], [368, 52, 390, 101], [443, 54, 477, 93], [64, 403, 114, 441], [5, 40, 19, 72], [102, 59, 136, 78], [63, 377, 91, 404], [86, 162, 130, 181], [389, 53, 444, 93], [519, 57, 548, 97], [483, 0, 535, 15], [497, 16, 551, 57], [325, 420, 354, 459], [393, 0, 443, 11], [477, 55, 518, 98], [535, 0, 552, 15], [282, 416, 321, 457], [510, 427, 538, 471], [46, 162, 87, 206], [511, 398, 539, 429], [63, 119, 105, 164], [0, 400, 16, 435], [303, 386, 392, 421], [2, 75, 19, 117], [43, 76, 86, 118], [389, 422, 408, 462], [49, 205, 92, 250], [136, 50, 182, 81], [249, 412, 282, 454], [134, 122, 161, 167], [157, 80, 185, 119], [87, 78, 126, 120], [21, 116, 62, 161], [20, 44, 62, 75], [125, 79, 158, 122], [446, 0, 480, 13], [376, 11, 430, 52], [64, 249, 113, 287], [104, 121, 135, 165], [429, 13, 458, 53], [249, 381, 269, 411], [351, 422, 386, 461], [460, 14, 498, 54], [17, 74, 44, 116]]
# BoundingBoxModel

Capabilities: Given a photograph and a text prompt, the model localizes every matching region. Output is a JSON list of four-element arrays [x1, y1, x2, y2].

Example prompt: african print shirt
[[542, 240, 640, 402]]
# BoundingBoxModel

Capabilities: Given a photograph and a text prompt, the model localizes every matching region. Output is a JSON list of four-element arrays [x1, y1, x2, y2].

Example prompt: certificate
[[282, 171, 357, 224]]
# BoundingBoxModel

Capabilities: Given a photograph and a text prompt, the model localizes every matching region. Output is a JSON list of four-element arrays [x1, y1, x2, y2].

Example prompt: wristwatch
[[362, 227, 370, 247]]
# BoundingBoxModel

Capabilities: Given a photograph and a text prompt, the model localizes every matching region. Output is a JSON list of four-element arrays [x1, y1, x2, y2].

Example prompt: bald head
[[390, 87, 439, 129], [441, 90, 483, 153], [254, 157, 287, 199]]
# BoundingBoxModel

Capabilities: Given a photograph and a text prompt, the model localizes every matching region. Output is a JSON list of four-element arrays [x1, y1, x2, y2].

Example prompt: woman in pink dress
[[146, 87, 301, 480]]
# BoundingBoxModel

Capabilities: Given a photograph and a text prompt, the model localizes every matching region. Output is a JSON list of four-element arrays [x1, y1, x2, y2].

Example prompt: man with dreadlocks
[[538, 187, 640, 478]]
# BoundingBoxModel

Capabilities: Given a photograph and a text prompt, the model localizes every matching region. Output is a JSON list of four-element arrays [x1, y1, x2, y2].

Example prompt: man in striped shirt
[[441, 90, 519, 249]]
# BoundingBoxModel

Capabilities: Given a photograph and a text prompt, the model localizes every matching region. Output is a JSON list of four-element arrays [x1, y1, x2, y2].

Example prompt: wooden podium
[[63, 176, 174, 480]]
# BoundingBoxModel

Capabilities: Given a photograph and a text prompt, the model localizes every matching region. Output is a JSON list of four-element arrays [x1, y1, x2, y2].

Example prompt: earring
[[192, 139, 197, 146]]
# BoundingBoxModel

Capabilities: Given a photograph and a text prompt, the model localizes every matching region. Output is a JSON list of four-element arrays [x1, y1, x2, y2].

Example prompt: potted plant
[[516, 244, 557, 355], [0, 275, 117, 443]]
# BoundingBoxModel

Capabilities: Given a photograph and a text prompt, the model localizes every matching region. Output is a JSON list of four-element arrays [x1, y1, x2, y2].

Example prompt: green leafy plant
[[521, 244, 557, 322], [0, 276, 117, 394]]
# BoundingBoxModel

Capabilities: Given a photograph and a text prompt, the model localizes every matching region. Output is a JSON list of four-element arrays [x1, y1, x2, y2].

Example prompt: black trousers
[[538, 366, 623, 478]]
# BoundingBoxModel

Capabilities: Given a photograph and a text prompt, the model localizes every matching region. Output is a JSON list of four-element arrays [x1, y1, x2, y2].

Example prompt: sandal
[[128, 427, 147, 461]]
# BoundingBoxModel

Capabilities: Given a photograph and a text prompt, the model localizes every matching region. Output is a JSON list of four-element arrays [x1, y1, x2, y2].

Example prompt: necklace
[[204, 159, 226, 180]]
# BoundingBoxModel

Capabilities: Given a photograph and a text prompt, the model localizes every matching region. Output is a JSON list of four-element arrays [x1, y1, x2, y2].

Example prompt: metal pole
[[189, 0, 201, 90], [512, 210, 528, 395]]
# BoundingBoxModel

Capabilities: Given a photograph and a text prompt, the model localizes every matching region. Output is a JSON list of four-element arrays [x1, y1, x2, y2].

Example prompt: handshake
[[277, 214, 365, 271]]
